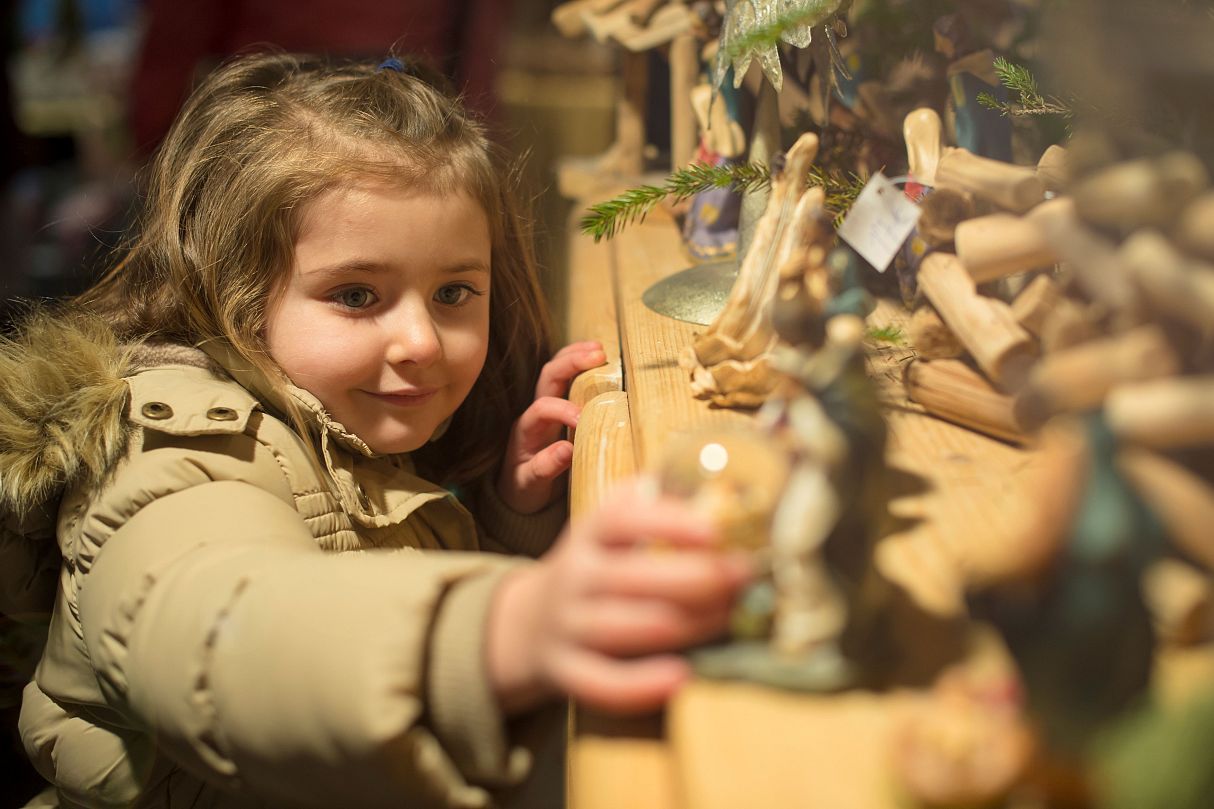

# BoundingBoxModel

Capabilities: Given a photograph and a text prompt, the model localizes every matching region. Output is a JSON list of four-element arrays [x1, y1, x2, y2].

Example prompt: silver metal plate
[[640, 260, 739, 326]]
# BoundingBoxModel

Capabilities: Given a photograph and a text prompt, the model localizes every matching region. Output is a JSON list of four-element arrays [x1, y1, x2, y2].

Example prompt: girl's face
[[266, 180, 491, 454]]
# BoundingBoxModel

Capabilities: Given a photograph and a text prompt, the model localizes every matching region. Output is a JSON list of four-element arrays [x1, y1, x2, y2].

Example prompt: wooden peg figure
[[893, 107, 978, 305], [904, 107, 943, 189]]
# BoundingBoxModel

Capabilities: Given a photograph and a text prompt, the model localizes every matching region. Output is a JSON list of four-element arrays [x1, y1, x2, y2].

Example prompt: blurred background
[[0, 0, 625, 332]]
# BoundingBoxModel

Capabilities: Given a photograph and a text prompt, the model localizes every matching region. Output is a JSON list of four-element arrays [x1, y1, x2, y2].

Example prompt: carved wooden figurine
[[680, 132, 825, 408]]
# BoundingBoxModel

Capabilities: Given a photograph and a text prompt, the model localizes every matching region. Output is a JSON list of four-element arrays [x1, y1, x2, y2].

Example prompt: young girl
[[0, 53, 750, 807]]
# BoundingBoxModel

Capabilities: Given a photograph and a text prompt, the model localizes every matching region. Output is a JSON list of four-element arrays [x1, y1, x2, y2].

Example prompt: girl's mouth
[[365, 389, 438, 407]]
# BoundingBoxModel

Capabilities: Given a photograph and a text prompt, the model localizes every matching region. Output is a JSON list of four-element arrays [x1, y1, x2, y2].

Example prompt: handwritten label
[[837, 172, 922, 273]]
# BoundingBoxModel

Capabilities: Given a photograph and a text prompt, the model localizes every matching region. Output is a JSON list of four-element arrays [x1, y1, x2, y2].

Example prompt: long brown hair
[[80, 51, 553, 486]]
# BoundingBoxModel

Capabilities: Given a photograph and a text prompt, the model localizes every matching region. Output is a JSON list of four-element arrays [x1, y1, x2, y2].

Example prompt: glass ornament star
[[714, 0, 844, 92]]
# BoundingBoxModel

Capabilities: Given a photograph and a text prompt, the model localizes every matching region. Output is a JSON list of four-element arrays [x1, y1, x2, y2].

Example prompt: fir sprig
[[579, 183, 669, 243], [579, 161, 866, 242], [808, 165, 869, 228], [977, 57, 1073, 119], [866, 325, 905, 345], [721, 0, 844, 65], [669, 161, 772, 198], [579, 162, 768, 243]]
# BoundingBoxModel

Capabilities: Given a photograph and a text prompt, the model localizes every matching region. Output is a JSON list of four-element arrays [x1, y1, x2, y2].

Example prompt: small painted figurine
[[933, 14, 1012, 162], [682, 81, 747, 259]]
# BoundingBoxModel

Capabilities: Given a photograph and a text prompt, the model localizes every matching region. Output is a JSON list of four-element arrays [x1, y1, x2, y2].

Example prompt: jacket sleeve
[[76, 460, 536, 808], [469, 474, 567, 559]]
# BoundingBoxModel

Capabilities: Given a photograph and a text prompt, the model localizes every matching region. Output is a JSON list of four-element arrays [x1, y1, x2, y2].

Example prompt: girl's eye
[[434, 283, 481, 307], [334, 287, 377, 309]]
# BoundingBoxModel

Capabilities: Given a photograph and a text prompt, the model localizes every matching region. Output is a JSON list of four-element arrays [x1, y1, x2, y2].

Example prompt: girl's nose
[[385, 311, 442, 368]]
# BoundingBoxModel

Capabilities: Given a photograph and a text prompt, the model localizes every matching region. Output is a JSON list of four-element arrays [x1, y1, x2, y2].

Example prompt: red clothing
[[130, 0, 511, 154]]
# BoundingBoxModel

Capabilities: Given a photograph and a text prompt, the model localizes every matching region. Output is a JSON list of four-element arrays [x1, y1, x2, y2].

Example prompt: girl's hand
[[496, 341, 606, 514], [487, 483, 753, 715]]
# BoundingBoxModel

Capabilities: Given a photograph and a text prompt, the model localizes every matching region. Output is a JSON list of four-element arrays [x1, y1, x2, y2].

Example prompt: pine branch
[[976, 57, 1073, 119], [667, 161, 771, 198], [580, 162, 768, 242], [580, 161, 865, 243], [579, 184, 671, 243], [993, 57, 1042, 105], [722, 0, 843, 64], [866, 325, 905, 345], [808, 166, 868, 227]]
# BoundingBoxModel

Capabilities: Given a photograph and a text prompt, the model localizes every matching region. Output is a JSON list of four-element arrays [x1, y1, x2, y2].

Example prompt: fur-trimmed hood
[[0, 308, 138, 522]]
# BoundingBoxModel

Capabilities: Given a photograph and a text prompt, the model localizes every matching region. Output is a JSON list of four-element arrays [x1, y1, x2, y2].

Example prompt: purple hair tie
[[377, 57, 405, 73]]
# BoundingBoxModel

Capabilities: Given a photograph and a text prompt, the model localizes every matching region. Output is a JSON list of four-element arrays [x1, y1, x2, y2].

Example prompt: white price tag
[[837, 172, 922, 273]]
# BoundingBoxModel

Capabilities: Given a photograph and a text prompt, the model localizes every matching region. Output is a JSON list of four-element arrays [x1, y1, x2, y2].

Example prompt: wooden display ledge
[[561, 200, 1053, 809]]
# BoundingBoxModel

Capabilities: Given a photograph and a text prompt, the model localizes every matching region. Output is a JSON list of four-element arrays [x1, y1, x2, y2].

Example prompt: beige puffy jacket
[[0, 313, 566, 808]]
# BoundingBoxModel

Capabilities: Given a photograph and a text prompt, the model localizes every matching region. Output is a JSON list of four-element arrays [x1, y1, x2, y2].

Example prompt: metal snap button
[[141, 401, 173, 419], [207, 407, 239, 421]]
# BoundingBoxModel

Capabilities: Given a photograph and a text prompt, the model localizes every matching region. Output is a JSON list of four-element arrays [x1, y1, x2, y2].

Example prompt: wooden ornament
[[916, 253, 1038, 391], [1176, 191, 1214, 263], [552, 0, 627, 38], [1017, 326, 1182, 426], [1036, 144, 1071, 192], [1033, 197, 1138, 317], [683, 133, 826, 408], [1036, 295, 1101, 353], [1072, 151, 1209, 236], [1105, 376, 1214, 450], [1116, 447, 1214, 572], [1140, 559, 1214, 647], [658, 429, 791, 552], [1119, 230, 1214, 349], [670, 30, 699, 170], [904, 107, 943, 186], [955, 211, 1058, 284], [935, 147, 1046, 213], [612, 3, 696, 52], [904, 359, 1033, 445], [628, 0, 666, 25], [1010, 274, 1063, 337]]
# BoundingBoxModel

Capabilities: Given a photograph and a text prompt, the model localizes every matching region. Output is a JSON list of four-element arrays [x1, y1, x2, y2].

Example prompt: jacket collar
[[200, 339, 377, 458], [199, 339, 471, 534]]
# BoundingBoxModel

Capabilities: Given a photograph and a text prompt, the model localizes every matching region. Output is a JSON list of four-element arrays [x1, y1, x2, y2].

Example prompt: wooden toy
[[681, 132, 824, 408]]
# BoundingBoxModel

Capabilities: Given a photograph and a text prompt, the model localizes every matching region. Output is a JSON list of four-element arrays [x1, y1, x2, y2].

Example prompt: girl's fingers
[[536, 344, 607, 399], [523, 440, 575, 482], [551, 340, 602, 358], [548, 647, 691, 715], [586, 490, 719, 550], [565, 597, 733, 656], [590, 551, 753, 608], [516, 397, 581, 443]]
